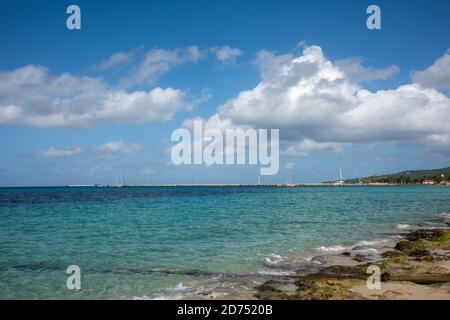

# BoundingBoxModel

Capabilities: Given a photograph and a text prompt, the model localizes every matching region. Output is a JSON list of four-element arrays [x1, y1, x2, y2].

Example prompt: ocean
[[1, 185, 450, 299]]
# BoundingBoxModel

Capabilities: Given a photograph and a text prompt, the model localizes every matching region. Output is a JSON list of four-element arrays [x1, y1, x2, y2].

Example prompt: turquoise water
[[1, 186, 450, 299]]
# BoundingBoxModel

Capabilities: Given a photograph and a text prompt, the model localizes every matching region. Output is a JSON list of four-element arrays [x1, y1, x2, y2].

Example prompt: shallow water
[[0, 185, 449, 299]]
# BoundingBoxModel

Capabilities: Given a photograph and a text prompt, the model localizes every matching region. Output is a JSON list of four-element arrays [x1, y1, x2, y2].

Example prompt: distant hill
[[345, 166, 450, 184]]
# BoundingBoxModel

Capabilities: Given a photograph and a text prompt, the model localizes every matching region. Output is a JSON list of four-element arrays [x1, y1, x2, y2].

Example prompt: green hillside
[[347, 166, 450, 184]]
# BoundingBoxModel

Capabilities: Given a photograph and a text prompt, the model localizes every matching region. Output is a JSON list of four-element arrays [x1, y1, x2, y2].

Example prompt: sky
[[0, 0, 449, 186]]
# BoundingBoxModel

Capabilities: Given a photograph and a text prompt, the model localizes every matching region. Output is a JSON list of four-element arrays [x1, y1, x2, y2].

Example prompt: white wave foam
[[439, 212, 450, 220], [258, 270, 295, 276], [174, 282, 188, 290], [396, 224, 412, 230], [150, 281, 228, 300], [132, 295, 150, 300], [316, 245, 346, 252], [354, 238, 392, 248], [264, 254, 285, 266], [352, 247, 378, 253]]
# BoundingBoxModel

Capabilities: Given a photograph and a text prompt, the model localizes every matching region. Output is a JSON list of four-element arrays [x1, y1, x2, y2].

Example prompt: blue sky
[[0, 0, 449, 186]]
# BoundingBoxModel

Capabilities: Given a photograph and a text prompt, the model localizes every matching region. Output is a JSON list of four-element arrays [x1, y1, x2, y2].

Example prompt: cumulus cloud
[[194, 45, 450, 157], [335, 57, 399, 82], [211, 46, 243, 65], [0, 65, 192, 127], [412, 50, 450, 89]]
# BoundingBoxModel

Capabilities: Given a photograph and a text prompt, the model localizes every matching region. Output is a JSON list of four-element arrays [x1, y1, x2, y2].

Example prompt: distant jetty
[[64, 183, 400, 188]]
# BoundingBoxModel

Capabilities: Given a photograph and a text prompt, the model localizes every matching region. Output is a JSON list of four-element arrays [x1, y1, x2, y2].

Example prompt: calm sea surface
[[1, 186, 450, 299]]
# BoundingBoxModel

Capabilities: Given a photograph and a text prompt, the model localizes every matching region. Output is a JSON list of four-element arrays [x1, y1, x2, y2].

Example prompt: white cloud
[[284, 162, 295, 170], [195, 45, 450, 157], [90, 48, 141, 71], [37, 146, 84, 158], [96, 141, 147, 155], [119, 46, 202, 87], [211, 46, 243, 65], [335, 57, 399, 82], [412, 50, 450, 89], [283, 139, 347, 158], [35, 141, 147, 159], [0, 65, 192, 127]]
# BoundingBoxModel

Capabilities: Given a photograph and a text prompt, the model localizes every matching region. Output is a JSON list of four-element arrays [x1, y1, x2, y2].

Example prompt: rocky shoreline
[[256, 218, 450, 300]]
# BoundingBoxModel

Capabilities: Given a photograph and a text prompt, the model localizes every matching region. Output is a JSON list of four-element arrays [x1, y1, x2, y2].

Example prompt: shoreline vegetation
[[255, 217, 450, 300], [340, 166, 450, 186]]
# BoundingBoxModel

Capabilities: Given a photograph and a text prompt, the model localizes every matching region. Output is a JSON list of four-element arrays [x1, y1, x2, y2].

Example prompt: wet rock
[[258, 279, 297, 293], [395, 240, 434, 253], [381, 272, 450, 285], [381, 250, 406, 259], [352, 253, 380, 262], [293, 277, 363, 300], [256, 279, 303, 300], [409, 249, 431, 257], [316, 264, 369, 279], [255, 227, 450, 300], [352, 245, 372, 251], [406, 229, 450, 242]]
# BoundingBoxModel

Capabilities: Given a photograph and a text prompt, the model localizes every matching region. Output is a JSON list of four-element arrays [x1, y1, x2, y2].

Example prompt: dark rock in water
[[407, 229, 450, 241], [352, 253, 380, 262], [341, 251, 351, 256], [309, 255, 328, 264], [394, 229, 450, 254], [351, 245, 373, 251]]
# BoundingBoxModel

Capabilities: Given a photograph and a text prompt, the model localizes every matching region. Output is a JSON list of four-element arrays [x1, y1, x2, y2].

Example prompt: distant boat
[[332, 168, 345, 185], [114, 173, 125, 187]]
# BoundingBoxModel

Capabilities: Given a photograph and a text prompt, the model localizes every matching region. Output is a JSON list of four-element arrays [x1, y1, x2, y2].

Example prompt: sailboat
[[114, 173, 125, 187], [333, 168, 345, 185]]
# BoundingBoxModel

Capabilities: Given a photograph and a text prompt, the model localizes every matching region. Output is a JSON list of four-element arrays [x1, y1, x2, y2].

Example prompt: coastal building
[[422, 179, 436, 185]]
